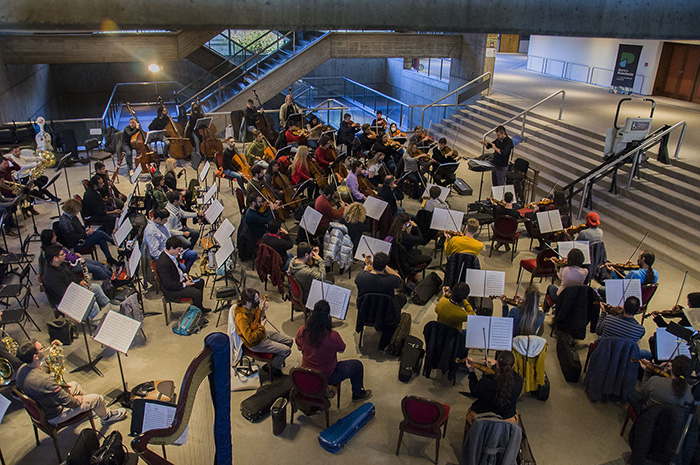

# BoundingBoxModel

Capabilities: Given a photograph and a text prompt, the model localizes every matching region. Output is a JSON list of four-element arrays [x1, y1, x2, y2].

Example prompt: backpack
[[171, 305, 208, 336]]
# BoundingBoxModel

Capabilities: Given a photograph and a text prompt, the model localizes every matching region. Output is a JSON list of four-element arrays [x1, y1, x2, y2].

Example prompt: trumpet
[[0, 179, 26, 195]]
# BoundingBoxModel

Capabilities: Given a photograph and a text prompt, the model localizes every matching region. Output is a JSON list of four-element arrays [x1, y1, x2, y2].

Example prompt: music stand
[[275, 145, 295, 161], [468, 159, 495, 202], [54, 152, 73, 197], [330, 153, 348, 173], [432, 162, 459, 186], [293, 179, 315, 200], [58, 282, 103, 377], [285, 113, 303, 128], [44, 172, 62, 216], [189, 150, 203, 171]]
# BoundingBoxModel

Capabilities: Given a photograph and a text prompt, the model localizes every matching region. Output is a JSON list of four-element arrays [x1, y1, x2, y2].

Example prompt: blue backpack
[[172, 305, 207, 336]]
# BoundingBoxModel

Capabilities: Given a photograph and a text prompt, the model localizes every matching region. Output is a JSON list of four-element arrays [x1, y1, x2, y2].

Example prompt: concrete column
[[0, 50, 7, 122], [448, 33, 489, 91]]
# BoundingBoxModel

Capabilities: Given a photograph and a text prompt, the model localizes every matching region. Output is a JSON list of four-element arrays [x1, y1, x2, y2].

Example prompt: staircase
[[431, 95, 700, 278]]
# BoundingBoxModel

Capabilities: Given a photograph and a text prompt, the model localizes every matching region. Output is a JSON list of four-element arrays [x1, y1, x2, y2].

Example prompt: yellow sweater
[[234, 305, 266, 347], [445, 235, 484, 257], [435, 296, 475, 332]]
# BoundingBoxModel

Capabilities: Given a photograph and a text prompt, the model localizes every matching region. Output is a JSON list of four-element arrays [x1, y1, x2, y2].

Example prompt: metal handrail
[[572, 121, 687, 219], [481, 89, 566, 155], [181, 30, 295, 109], [179, 30, 281, 97], [420, 72, 491, 128]]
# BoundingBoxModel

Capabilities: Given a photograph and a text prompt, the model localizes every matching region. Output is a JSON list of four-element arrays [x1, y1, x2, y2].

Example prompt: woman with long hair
[[163, 157, 193, 209], [546, 248, 588, 303], [464, 350, 523, 433], [291, 145, 318, 198], [387, 212, 432, 279], [628, 355, 693, 415], [340, 202, 369, 253], [295, 300, 372, 401], [500, 286, 545, 336]]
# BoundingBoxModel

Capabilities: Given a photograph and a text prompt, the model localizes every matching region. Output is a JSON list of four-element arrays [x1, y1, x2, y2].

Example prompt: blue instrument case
[[318, 402, 375, 453]]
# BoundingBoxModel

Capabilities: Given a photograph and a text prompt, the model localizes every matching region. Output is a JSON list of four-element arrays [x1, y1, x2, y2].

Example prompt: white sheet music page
[[117, 206, 129, 229], [0, 394, 10, 423], [465, 315, 491, 349], [464, 269, 487, 297], [58, 282, 95, 323], [114, 217, 132, 246], [142, 401, 188, 445], [94, 310, 141, 354], [488, 317, 514, 351], [362, 196, 389, 220], [305, 279, 352, 320], [215, 237, 234, 268], [299, 207, 323, 235], [204, 199, 224, 224], [484, 271, 506, 298], [214, 218, 235, 246], [128, 240, 142, 278], [430, 208, 464, 231], [203, 183, 217, 204], [655, 327, 692, 361], [491, 185, 516, 202], [199, 161, 210, 182], [557, 241, 591, 264], [422, 184, 450, 202], [605, 279, 642, 306], [353, 235, 392, 261], [130, 164, 142, 184], [536, 210, 562, 234]]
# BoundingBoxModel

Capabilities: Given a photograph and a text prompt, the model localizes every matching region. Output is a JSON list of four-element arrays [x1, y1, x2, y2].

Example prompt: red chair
[[153, 264, 193, 326], [235, 187, 247, 215], [517, 248, 557, 287], [620, 403, 639, 436], [287, 272, 308, 322], [14, 387, 96, 463], [396, 395, 450, 464], [289, 367, 341, 428], [640, 283, 659, 319], [489, 216, 520, 261]]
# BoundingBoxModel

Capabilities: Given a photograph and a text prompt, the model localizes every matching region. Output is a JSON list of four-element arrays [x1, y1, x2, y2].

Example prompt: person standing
[[121, 117, 140, 173], [278, 94, 301, 129], [479, 125, 513, 187]]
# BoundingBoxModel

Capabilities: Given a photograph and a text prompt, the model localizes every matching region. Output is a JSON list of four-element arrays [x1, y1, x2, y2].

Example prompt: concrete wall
[[304, 58, 387, 85], [0, 51, 53, 122], [526, 36, 664, 95]]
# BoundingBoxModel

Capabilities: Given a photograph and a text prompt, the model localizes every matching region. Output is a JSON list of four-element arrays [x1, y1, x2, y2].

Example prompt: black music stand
[[44, 172, 62, 216], [54, 152, 73, 198], [432, 162, 459, 187], [293, 179, 316, 200], [189, 150, 203, 172], [275, 145, 295, 161], [58, 283, 104, 377], [330, 153, 348, 173], [285, 113, 304, 128], [468, 159, 495, 203]]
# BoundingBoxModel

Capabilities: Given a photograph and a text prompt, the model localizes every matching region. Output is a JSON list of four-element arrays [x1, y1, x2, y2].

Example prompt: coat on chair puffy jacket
[[323, 222, 353, 271]]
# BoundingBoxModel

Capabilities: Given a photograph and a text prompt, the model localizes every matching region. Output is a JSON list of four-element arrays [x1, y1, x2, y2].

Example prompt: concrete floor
[[1, 53, 699, 465]]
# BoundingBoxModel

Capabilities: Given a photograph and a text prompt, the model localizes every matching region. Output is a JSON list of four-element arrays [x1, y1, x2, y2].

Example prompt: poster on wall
[[610, 44, 643, 89]]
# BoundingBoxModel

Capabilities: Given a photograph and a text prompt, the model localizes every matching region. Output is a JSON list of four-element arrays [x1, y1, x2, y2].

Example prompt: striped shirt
[[596, 312, 645, 341]]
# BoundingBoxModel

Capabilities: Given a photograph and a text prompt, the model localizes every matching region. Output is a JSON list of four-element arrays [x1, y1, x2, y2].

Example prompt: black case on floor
[[411, 272, 443, 305], [453, 178, 473, 195], [556, 334, 582, 383], [240, 375, 293, 422], [387, 312, 412, 356], [398, 335, 424, 383]]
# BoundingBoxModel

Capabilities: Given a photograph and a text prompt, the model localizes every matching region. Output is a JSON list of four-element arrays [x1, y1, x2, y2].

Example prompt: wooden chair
[[13, 387, 96, 463], [234, 188, 247, 215], [396, 395, 450, 464], [289, 367, 341, 428], [287, 272, 308, 322], [489, 216, 520, 261]]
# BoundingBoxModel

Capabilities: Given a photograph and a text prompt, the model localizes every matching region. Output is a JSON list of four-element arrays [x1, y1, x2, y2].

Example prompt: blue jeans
[[89, 283, 110, 319], [181, 249, 198, 273], [76, 230, 115, 262], [71, 260, 111, 281], [281, 252, 294, 271], [222, 169, 246, 191], [178, 228, 200, 249], [327, 360, 365, 397]]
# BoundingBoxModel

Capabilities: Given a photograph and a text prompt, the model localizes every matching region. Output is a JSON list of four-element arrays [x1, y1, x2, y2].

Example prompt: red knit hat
[[586, 212, 600, 228]]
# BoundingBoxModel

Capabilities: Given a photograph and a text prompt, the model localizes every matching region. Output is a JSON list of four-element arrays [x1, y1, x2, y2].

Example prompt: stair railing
[[419, 72, 491, 129], [480, 89, 565, 155]]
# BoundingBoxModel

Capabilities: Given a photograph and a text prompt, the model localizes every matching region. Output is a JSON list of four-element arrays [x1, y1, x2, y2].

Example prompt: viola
[[600, 302, 624, 315], [455, 357, 495, 375], [488, 197, 507, 207], [157, 96, 191, 159], [125, 102, 156, 171], [566, 223, 588, 235], [545, 257, 567, 267], [524, 198, 553, 209], [489, 295, 524, 307], [631, 358, 671, 378]]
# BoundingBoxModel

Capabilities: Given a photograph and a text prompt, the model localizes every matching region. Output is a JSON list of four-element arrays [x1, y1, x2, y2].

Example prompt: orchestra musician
[[430, 138, 458, 187], [261, 219, 294, 271], [409, 125, 430, 148], [57, 199, 120, 266], [144, 209, 199, 273], [264, 161, 287, 200], [148, 105, 171, 158], [184, 102, 205, 156], [156, 237, 209, 313], [278, 94, 301, 129], [221, 138, 247, 191], [605, 251, 658, 285], [444, 218, 483, 257], [346, 160, 368, 202], [576, 211, 603, 244], [291, 146, 318, 198], [388, 213, 432, 280], [288, 243, 334, 303], [94, 162, 125, 210], [421, 185, 449, 213], [492, 191, 520, 220], [245, 130, 271, 169], [478, 125, 513, 187], [285, 121, 307, 146], [245, 165, 266, 200], [314, 135, 335, 172], [305, 114, 325, 149], [496, 286, 545, 337], [39, 229, 112, 282], [337, 113, 360, 152], [545, 248, 588, 306], [376, 175, 404, 216], [649, 292, 700, 328], [163, 158, 195, 210], [242, 98, 263, 143], [627, 355, 693, 417], [371, 132, 401, 174], [245, 193, 279, 242], [402, 142, 430, 199], [5, 146, 59, 202], [435, 282, 475, 333], [120, 117, 140, 173], [595, 296, 651, 360], [165, 190, 202, 250], [371, 110, 388, 136], [81, 175, 120, 235], [315, 185, 346, 236], [358, 124, 377, 156], [365, 152, 387, 185]]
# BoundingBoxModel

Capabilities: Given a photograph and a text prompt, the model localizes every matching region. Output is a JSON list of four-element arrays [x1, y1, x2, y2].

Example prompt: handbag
[[231, 357, 261, 392], [47, 316, 79, 346], [90, 430, 126, 465]]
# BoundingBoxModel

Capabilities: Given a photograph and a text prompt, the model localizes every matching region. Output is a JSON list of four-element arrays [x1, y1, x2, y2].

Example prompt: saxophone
[[41, 340, 68, 387], [80, 258, 91, 289]]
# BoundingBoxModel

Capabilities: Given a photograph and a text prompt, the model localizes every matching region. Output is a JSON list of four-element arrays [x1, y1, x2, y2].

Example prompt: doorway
[[653, 42, 700, 103]]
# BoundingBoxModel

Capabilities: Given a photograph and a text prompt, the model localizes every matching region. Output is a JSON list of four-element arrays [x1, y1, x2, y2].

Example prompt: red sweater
[[285, 130, 305, 145], [295, 327, 345, 377], [291, 162, 311, 185], [315, 146, 333, 168], [314, 194, 344, 232]]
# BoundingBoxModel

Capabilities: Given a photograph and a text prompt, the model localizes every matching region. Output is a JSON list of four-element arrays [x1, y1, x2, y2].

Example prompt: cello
[[193, 100, 223, 159], [272, 171, 300, 211], [252, 89, 277, 143], [125, 102, 156, 171], [157, 96, 191, 159], [308, 159, 328, 190]]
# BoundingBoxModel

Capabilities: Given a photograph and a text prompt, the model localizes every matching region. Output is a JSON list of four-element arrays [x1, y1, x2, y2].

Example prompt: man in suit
[[156, 237, 210, 313], [81, 175, 120, 234]]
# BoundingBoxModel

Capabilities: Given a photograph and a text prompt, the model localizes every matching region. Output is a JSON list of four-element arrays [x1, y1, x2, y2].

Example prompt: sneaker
[[201, 307, 212, 314], [352, 389, 373, 402], [101, 408, 127, 425]]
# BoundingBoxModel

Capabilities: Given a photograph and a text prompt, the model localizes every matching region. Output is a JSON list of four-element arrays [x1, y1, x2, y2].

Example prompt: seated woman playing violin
[[291, 146, 318, 199], [314, 135, 335, 172], [305, 114, 327, 150], [285, 121, 307, 146], [545, 248, 588, 308], [371, 132, 401, 174], [627, 355, 693, 416], [402, 142, 431, 199], [358, 124, 377, 155], [388, 123, 407, 143]]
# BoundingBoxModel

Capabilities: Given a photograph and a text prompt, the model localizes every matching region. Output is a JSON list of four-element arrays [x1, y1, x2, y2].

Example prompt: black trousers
[[163, 279, 205, 309]]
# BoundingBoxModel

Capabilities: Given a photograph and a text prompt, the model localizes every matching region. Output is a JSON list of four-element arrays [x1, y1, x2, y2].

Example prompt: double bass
[[193, 100, 223, 159], [125, 102, 156, 171], [157, 96, 192, 159], [252, 89, 277, 143]]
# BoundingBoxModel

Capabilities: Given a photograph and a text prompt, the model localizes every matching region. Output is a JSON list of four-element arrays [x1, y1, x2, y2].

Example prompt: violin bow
[[625, 231, 649, 264], [544, 180, 559, 199], [249, 180, 279, 220], [675, 271, 689, 308]]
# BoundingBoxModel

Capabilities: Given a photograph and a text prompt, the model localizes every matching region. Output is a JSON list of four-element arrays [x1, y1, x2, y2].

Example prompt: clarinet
[[80, 258, 91, 289]]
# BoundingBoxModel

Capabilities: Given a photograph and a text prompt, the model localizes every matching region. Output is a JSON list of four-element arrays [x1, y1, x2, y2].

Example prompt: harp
[[132, 333, 232, 465]]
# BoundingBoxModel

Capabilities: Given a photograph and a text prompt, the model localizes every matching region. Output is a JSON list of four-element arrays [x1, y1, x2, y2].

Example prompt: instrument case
[[240, 375, 292, 422], [318, 402, 375, 453], [556, 333, 582, 383], [398, 335, 424, 383]]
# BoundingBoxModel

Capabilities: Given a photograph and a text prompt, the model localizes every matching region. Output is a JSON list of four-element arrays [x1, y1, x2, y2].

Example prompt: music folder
[[130, 398, 187, 445], [464, 269, 505, 298], [305, 280, 351, 320], [58, 282, 95, 323], [299, 206, 323, 235], [145, 130, 166, 144], [430, 207, 464, 231], [465, 315, 513, 350]]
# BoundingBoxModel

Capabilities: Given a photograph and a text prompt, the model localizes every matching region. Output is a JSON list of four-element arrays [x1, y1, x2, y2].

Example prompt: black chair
[[551, 285, 600, 340], [356, 293, 400, 348], [506, 157, 529, 200], [0, 263, 40, 309]]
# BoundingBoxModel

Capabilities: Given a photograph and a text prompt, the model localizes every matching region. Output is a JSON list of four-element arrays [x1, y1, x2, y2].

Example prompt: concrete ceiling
[[0, 0, 698, 40]]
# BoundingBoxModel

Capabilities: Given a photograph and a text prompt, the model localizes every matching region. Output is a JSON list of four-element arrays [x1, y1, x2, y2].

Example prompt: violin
[[455, 357, 495, 375], [366, 130, 378, 140], [125, 102, 156, 171], [157, 96, 191, 159], [440, 230, 464, 238], [566, 223, 588, 235], [600, 302, 624, 315], [545, 257, 567, 267], [598, 261, 641, 271], [254, 294, 270, 325], [489, 295, 524, 307], [375, 116, 388, 131], [524, 198, 554, 209], [363, 254, 373, 271], [488, 197, 507, 207], [631, 358, 671, 378]]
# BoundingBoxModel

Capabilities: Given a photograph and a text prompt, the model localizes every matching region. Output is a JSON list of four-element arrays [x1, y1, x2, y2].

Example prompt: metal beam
[[0, 0, 698, 39]]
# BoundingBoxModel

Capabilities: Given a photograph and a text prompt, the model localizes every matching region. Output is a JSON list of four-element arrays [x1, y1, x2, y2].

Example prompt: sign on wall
[[611, 44, 643, 88]]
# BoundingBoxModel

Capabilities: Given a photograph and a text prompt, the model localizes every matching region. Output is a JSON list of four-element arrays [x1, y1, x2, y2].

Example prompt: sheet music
[[557, 241, 591, 264], [299, 206, 323, 235], [213, 218, 235, 246], [128, 240, 142, 278], [362, 196, 388, 221], [605, 279, 642, 306], [205, 199, 224, 224], [215, 237, 234, 268], [142, 401, 188, 445], [0, 394, 10, 423], [655, 327, 692, 361], [464, 269, 505, 298], [422, 184, 450, 202], [465, 315, 513, 350], [305, 279, 351, 320], [491, 185, 516, 202], [117, 206, 129, 229], [199, 161, 210, 182], [429, 208, 464, 231], [536, 209, 563, 234], [683, 308, 700, 331], [114, 217, 132, 246], [353, 235, 391, 261], [203, 183, 217, 204], [58, 282, 95, 323], [94, 310, 141, 354], [130, 164, 142, 184]]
